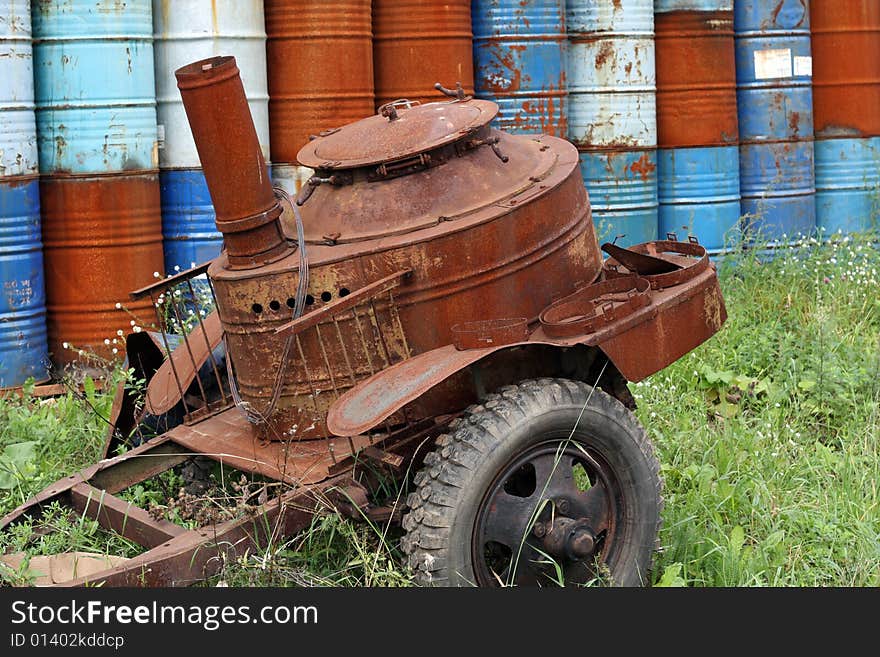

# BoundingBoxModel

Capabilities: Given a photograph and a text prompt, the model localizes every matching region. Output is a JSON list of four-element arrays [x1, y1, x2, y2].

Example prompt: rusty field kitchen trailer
[[0, 56, 726, 587]]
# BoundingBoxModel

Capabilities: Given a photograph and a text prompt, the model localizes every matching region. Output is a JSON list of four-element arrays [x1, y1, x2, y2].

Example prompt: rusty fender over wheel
[[327, 264, 726, 437]]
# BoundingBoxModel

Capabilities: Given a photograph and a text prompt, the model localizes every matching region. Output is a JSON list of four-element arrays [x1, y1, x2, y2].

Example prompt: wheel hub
[[533, 516, 598, 560], [472, 440, 621, 587]]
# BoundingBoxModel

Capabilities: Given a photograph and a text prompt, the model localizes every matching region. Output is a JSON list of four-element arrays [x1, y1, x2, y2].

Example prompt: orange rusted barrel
[[811, 1, 880, 138], [655, 5, 738, 147], [264, 0, 375, 163], [176, 56, 289, 270], [372, 0, 474, 109], [40, 172, 164, 363]]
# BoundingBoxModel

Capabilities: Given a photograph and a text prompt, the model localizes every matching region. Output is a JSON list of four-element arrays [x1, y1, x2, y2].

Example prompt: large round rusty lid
[[296, 98, 499, 169]]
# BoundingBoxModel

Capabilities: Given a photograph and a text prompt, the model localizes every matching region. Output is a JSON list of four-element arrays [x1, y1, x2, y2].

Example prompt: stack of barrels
[[264, 0, 375, 196], [567, 0, 658, 246], [655, 1, 740, 253], [735, 0, 815, 246], [33, 0, 163, 365], [153, 0, 270, 274], [0, 0, 48, 387], [811, 1, 880, 236], [472, 0, 567, 136]]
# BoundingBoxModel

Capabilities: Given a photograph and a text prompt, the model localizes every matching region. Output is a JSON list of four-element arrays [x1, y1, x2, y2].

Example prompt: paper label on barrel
[[157, 124, 165, 149], [754, 49, 792, 80], [794, 56, 813, 77]]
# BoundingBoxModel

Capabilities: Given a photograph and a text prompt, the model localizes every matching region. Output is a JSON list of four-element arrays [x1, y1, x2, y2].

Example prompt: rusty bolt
[[569, 529, 595, 558], [556, 498, 570, 515]]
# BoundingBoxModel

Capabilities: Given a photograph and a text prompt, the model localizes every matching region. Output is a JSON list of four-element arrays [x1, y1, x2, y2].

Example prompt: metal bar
[[332, 316, 359, 386], [168, 288, 210, 408], [314, 324, 340, 396], [388, 290, 412, 358], [274, 269, 411, 337], [129, 261, 213, 300], [368, 299, 394, 369], [293, 334, 326, 434], [69, 483, 186, 549], [90, 441, 191, 495], [150, 291, 192, 416], [351, 307, 377, 376], [186, 278, 226, 403], [55, 475, 353, 587]]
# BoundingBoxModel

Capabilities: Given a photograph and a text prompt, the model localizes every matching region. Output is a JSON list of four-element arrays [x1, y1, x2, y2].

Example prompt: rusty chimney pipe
[[175, 56, 291, 269]]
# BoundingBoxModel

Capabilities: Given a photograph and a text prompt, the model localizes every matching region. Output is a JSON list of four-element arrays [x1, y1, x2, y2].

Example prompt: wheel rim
[[472, 437, 623, 587]]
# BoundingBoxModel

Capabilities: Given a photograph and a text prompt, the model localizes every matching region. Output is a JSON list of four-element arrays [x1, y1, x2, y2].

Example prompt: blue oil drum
[[32, 0, 158, 174], [472, 0, 567, 136], [159, 169, 221, 272], [578, 150, 658, 246], [567, 0, 656, 247], [1, 0, 48, 386], [735, 0, 815, 244], [658, 146, 741, 253], [0, 178, 49, 387], [815, 137, 880, 236], [153, 0, 270, 275]]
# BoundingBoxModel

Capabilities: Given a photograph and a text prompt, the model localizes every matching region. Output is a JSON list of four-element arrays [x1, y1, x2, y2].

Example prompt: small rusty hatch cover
[[297, 99, 499, 169]]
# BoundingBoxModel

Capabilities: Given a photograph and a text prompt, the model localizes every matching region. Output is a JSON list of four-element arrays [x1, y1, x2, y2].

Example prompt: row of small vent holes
[[251, 287, 351, 315]]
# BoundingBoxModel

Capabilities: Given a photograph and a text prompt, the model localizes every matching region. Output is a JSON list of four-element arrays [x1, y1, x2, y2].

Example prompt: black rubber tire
[[401, 378, 663, 587]]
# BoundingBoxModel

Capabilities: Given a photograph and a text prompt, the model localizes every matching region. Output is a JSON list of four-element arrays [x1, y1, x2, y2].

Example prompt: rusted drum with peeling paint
[[735, 0, 815, 245], [31, 0, 158, 174], [655, 1, 737, 148], [373, 0, 474, 109], [0, 0, 49, 386], [1, 0, 38, 178], [814, 137, 880, 236], [264, 0, 374, 165], [811, 1, 880, 139], [566, 1, 656, 247], [655, 1, 740, 253], [657, 146, 741, 253], [0, 177, 49, 387], [153, 0, 270, 274], [810, 2, 880, 236], [40, 172, 163, 364], [175, 65, 602, 439], [472, 0, 567, 136]]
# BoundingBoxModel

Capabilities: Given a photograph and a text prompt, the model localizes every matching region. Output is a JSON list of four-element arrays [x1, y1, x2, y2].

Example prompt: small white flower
[[62, 342, 69, 349], [117, 329, 124, 336], [130, 320, 136, 326], [115, 302, 122, 309], [153, 271, 160, 278], [112, 348, 118, 354], [104, 338, 110, 345]]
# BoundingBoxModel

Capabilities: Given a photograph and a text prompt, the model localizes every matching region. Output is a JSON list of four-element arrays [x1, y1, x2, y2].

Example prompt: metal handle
[[434, 82, 467, 101]]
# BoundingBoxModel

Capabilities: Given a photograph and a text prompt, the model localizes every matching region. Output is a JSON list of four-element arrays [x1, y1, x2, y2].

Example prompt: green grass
[[1, 234, 878, 587]]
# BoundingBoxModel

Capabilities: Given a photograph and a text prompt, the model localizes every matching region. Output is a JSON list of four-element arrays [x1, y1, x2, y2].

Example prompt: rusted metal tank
[[40, 172, 164, 362], [372, 0, 474, 109], [655, 1, 741, 253], [177, 56, 602, 441], [811, 1, 880, 235], [264, 0, 375, 164]]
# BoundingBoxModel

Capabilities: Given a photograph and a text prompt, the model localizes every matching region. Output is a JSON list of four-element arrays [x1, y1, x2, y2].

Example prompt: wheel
[[401, 378, 663, 587]]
